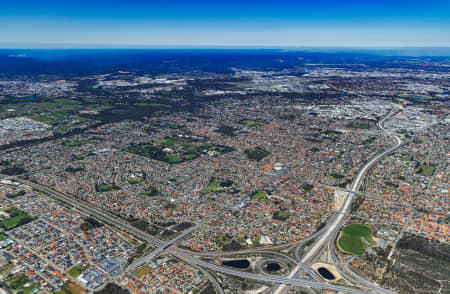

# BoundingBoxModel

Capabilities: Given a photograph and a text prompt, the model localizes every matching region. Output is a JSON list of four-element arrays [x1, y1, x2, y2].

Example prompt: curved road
[[9, 108, 401, 294], [273, 107, 402, 294], [326, 109, 402, 294], [15, 177, 367, 294]]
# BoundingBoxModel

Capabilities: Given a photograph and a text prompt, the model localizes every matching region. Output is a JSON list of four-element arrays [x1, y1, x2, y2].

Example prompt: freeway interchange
[[14, 177, 368, 294], [9, 107, 402, 294], [273, 107, 402, 294]]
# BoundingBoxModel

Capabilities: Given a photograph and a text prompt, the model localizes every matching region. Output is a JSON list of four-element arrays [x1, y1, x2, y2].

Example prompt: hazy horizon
[[1, 0, 449, 48], [1, 46, 450, 58]]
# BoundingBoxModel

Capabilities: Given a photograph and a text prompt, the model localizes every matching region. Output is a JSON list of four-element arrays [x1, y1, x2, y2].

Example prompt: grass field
[[216, 235, 232, 246], [67, 266, 88, 278], [205, 178, 221, 192], [241, 119, 264, 126], [0, 233, 8, 240], [251, 191, 269, 202], [400, 155, 412, 162], [0, 208, 35, 230], [338, 223, 376, 255], [128, 176, 145, 184], [141, 186, 159, 197], [273, 210, 289, 221], [244, 147, 269, 161], [326, 173, 345, 180], [351, 122, 369, 129], [34, 110, 72, 125], [132, 265, 153, 278], [95, 183, 121, 192], [383, 184, 398, 191], [0, 213, 34, 229], [321, 130, 341, 136], [8, 274, 30, 290], [73, 153, 91, 160], [23, 285, 39, 294], [126, 137, 232, 164], [417, 165, 435, 177], [64, 141, 88, 147], [204, 177, 233, 193]]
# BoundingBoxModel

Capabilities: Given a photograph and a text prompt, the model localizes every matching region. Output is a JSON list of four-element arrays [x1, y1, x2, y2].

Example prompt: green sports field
[[0, 208, 35, 230], [67, 266, 88, 278], [338, 223, 376, 255]]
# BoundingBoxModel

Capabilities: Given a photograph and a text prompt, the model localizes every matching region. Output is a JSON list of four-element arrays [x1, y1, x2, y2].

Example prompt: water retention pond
[[317, 267, 336, 280]]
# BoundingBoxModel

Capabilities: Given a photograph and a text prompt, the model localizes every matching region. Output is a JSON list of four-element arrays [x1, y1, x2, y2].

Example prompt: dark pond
[[222, 259, 250, 269], [318, 267, 335, 280], [265, 262, 281, 272]]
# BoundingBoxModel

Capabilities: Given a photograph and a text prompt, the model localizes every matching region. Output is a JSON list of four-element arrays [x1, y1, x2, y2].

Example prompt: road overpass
[[13, 178, 371, 294], [8, 109, 402, 294], [273, 108, 402, 294]]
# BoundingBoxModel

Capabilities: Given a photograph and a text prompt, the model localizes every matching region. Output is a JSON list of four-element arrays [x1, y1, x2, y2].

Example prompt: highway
[[13, 177, 371, 294], [6, 109, 402, 294], [125, 219, 206, 272], [326, 108, 402, 294], [14, 178, 164, 247], [169, 248, 369, 294], [273, 107, 402, 294]]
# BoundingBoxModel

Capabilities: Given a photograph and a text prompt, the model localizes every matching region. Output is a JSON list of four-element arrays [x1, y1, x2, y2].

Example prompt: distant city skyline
[[1, 0, 450, 48]]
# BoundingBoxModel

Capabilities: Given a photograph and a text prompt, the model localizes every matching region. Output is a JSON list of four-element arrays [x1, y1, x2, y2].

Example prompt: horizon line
[[1, 42, 450, 50]]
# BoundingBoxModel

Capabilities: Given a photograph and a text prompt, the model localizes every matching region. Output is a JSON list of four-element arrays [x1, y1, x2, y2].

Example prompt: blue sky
[[1, 0, 449, 48]]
